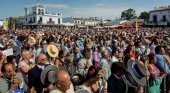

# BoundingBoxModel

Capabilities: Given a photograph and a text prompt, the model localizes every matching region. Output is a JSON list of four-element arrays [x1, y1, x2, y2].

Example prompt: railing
[[47, 21, 55, 24]]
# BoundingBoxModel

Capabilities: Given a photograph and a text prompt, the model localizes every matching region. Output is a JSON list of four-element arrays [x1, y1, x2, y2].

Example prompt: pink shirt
[[147, 64, 160, 80]]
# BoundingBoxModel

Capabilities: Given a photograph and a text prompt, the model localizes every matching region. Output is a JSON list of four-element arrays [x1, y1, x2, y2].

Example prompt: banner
[[3, 20, 8, 30], [136, 19, 138, 31]]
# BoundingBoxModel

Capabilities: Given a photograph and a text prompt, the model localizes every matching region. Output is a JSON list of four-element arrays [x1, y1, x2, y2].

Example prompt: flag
[[3, 20, 8, 30], [136, 19, 138, 31]]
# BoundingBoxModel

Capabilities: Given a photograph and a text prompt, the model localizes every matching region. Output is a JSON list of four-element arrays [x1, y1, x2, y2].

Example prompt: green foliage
[[139, 11, 149, 21], [121, 8, 137, 20]]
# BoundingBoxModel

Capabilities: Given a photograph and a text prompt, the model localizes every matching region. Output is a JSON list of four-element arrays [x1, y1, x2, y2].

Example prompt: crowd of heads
[[0, 27, 170, 93]]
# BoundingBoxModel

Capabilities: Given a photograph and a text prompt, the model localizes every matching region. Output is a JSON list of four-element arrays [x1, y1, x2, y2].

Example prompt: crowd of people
[[0, 27, 170, 93]]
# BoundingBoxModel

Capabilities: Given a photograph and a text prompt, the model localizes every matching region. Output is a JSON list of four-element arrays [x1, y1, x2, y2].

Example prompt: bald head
[[55, 70, 72, 92], [56, 70, 70, 83]]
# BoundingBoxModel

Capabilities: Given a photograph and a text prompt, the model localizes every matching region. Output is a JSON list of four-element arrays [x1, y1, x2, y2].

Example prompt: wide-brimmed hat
[[47, 44, 59, 58], [127, 59, 147, 86], [28, 36, 36, 45], [163, 55, 170, 65], [0, 43, 4, 48], [121, 31, 126, 37], [13, 46, 21, 56], [40, 65, 58, 85], [71, 74, 83, 85]]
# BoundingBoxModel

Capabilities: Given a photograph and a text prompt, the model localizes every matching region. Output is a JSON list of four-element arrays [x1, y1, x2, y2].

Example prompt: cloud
[[45, 4, 69, 9]]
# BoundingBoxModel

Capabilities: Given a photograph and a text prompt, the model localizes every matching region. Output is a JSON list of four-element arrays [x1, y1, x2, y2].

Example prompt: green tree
[[139, 11, 149, 21], [121, 8, 137, 20]]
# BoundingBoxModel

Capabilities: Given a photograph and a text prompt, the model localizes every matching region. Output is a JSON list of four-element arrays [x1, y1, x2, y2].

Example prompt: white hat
[[127, 59, 147, 86]]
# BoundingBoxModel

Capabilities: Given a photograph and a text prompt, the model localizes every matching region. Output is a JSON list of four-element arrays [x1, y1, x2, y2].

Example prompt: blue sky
[[0, 0, 170, 20]]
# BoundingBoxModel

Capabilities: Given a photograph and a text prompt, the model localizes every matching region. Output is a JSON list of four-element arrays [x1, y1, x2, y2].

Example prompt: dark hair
[[123, 53, 131, 66], [112, 45, 118, 55], [86, 61, 99, 80], [148, 53, 155, 63], [163, 45, 168, 49], [82, 48, 91, 56], [111, 62, 124, 74], [1, 63, 16, 73], [134, 42, 140, 47], [155, 45, 162, 54]]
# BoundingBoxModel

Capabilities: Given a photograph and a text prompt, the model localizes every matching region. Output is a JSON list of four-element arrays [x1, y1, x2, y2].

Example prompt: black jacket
[[28, 65, 49, 93]]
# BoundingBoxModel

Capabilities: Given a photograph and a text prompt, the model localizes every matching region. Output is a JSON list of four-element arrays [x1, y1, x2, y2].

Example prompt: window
[[41, 9, 44, 15], [29, 18, 33, 23], [58, 18, 60, 24], [39, 17, 42, 23], [33, 17, 36, 23], [49, 18, 52, 22], [38, 9, 41, 14], [26, 18, 27, 21], [153, 15, 157, 23], [162, 15, 166, 22]]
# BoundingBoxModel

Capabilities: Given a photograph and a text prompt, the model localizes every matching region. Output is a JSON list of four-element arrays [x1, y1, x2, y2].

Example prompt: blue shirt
[[156, 54, 170, 74]]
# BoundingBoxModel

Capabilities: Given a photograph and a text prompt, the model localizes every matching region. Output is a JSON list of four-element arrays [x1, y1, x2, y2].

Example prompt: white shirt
[[50, 84, 74, 93]]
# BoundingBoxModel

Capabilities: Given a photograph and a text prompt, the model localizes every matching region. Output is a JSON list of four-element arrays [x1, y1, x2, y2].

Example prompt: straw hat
[[127, 59, 147, 86], [163, 55, 170, 65], [121, 31, 127, 37], [47, 44, 59, 58], [28, 36, 36, 45]]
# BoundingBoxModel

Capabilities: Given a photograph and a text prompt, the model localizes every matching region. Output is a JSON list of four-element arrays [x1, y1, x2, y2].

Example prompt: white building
[[19, 3, 62, 28], [84, 17, 100, 26], [149, 6, 170, 25], [63, 17, 101, 27]]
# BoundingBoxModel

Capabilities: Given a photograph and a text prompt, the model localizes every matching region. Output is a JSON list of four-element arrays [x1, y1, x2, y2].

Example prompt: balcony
[[47, 21, 55, 24], [38, 20, 42, 24]]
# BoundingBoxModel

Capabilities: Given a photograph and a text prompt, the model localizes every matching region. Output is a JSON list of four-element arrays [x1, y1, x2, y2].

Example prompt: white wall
[[149, 10, 170, 22], [85, 21, 99, 26]]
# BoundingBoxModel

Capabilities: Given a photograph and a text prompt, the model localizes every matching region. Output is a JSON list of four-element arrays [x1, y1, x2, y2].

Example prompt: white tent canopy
[[120, 20, 130, 24], [61, 22, 75, 26], [104, 25, 119, 28]]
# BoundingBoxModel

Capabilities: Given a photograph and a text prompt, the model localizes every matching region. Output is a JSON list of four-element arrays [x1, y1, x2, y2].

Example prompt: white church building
[[18, 3, 62, 28]]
